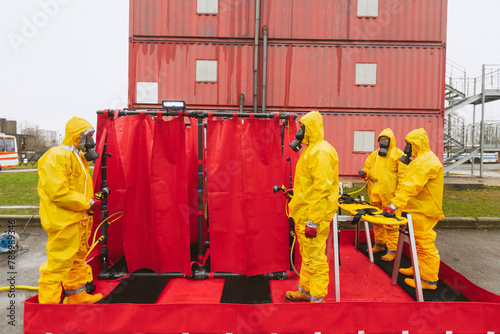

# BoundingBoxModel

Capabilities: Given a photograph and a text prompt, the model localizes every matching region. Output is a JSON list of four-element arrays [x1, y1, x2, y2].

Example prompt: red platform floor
[[24, 231, 500, 333]]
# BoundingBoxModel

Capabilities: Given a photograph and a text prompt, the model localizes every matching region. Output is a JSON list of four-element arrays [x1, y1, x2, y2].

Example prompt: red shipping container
[[130, 0, 447, 43], [129, 42, 445, 112]]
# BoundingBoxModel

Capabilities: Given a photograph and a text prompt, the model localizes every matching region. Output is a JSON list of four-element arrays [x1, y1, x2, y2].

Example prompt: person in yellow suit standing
[[384, 128, 444, 290], [37, 117, 103, 304], [358, 128, 407, 262], [285, 111, 339, 303]]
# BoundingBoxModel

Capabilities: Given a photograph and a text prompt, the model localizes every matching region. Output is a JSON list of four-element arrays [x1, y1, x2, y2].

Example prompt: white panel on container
[[355, 63, 377, 85], [196, 60, 218, 82], [136, 82, 158, 104], [197, 0, 218, 14], [357, 0, 379, 17], [354, 130, 375, 152]]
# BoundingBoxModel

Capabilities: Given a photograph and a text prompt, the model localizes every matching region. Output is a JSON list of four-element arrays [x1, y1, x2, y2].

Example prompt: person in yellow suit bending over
[[285, 111, 339, 303], [359, 128, 407, 262], [384, 128, 445, 290], [37, 117, 103, 304]]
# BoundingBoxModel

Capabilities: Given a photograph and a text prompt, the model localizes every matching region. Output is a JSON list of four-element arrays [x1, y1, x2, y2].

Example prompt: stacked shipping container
[[129, 0, 447, 175]]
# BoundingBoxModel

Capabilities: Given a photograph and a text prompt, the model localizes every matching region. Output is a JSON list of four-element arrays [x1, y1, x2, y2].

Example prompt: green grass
[[442, 187, 500, 217], [0, 169, 93, 215], [0, 172, 499, 217], [0, 172, 39, 207]]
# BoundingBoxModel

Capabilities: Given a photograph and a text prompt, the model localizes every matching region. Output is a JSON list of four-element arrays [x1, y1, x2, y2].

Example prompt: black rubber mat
[[220, 276, 272, 304], [358, 243, 469, 302], [100, 269, 170, 304]]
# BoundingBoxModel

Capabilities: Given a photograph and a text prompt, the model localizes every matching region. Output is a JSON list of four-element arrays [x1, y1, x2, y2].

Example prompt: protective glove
[[305, 221, 317, 239], [358, 170, 367, 179], [284, 188, 294, 198], [383, 203, 397, 213], [89, 198, 102, 216]]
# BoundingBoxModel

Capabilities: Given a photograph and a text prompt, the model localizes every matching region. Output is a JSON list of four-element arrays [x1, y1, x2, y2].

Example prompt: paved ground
[[0, 225, 499, 334]]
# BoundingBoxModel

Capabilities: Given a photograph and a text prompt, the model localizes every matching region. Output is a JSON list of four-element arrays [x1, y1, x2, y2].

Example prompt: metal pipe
[[211, 271, 288, 279], [471, 105, 476, 174], [253, 0, 260, 113], [97, 109, 297, 120], [239, 94, 244, 113], [129, 273, 187, 278], [262, 25, 268, 113], [480, 64, 486, 177], [197, 117, 204, 261]]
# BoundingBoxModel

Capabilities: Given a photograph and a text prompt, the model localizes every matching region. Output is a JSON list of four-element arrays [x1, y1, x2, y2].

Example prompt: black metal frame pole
[[197, 117, 204, 262], [97, 134, 111, 279]]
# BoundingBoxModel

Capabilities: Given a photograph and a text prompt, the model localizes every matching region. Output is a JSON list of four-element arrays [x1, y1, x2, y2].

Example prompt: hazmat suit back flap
[[38, 117, 95, 232], [391, 128, 444, 220], [289, 111, 339, 227]]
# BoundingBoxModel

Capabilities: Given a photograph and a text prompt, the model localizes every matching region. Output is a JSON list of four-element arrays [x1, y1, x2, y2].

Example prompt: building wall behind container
[[131, 0, 447, 42], [129, 42, 444, 111]]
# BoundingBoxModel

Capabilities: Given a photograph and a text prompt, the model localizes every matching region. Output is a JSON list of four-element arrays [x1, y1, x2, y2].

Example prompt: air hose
[[342, 179, 368, 197], [289, 231, 300, 276], [87, 211, 123, 259], [0, 285, 38, 291]]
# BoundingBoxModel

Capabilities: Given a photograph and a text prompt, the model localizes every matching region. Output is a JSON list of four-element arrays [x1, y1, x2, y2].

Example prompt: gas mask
[[289, 124, 305, 152], [78, 128, 100, 162], [400, 142, 412, 165], [378, 139, 390, 157]]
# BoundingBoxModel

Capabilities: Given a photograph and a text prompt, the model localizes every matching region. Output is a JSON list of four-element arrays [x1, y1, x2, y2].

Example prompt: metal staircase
[[444, 62, 500, 174]]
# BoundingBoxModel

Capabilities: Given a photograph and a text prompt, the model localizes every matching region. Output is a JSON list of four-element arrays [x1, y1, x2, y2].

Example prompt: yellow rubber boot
[[372, 244, 386, 254], [381, 251, 396, 262], [285, 290, 311, 302], [63, 291, 103, 304], [404, 278, 438, 290], [399, 267, 414, 276]]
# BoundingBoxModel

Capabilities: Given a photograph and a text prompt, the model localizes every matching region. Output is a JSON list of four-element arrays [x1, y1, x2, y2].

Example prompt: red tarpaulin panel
[[93, 114, 191, 274], [92, 115, 128, 261], [207, 116, 289, 276]]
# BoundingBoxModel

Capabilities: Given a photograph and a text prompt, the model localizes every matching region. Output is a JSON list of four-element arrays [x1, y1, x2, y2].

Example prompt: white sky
[[0, 0, 499, 139]]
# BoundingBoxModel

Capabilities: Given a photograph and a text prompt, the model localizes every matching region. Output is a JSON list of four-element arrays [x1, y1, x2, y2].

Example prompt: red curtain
[[207, 116, 289, 276], [92, 114, 191, 274]]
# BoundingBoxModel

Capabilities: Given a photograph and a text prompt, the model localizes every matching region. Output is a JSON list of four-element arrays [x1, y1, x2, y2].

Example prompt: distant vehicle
[[455, 152, 499, 164], [0, 133, 19, 169]]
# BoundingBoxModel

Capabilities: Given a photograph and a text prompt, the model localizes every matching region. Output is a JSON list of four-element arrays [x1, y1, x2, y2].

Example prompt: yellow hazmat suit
[[390, 128, 444, 284], [38, 117, 97, 304], [288, 111, 339, 302], [363, 128, 407, 256]]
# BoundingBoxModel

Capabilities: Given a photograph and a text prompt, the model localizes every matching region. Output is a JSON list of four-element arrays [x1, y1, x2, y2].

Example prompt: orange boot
[[404, 278, 438, 290], [381, 250, 396, 262], [399, 267, 414, 276], [372, 243, 386, 254], [63, 291, 103, 304]]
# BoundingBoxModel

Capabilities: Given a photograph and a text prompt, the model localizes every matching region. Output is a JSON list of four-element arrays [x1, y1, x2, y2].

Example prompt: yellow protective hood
[[405, 128, 431, 158], [299, 111, 324, 145], [62, 117, 94, 149], [378, 128, 396, 151]]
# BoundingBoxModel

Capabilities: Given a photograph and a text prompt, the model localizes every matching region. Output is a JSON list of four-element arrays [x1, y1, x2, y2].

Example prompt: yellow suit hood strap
[[405, 128, 430, 158], [62, 117, 94, 149], [299, 111, 324, 145]]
